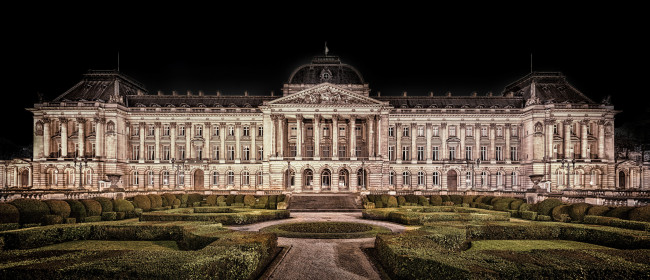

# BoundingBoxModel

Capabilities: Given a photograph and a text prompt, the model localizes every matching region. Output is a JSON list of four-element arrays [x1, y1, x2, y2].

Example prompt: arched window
[[84, 169, 92, 186], [432, 171, 440, 186], [590, 169, 600, 187], [132, 171, 139, 186], [339, 169, 349, 188], [64, 169, 75, 186], [481, 171, 488, 186], [418, 171, 425, 186], [575, 170, 584, 187], [162, 171, 169, 185], [497, 171, 503, 186], [178, 171, 184, 186], [257, 172, 263, 186], [556, 169, 564, 186], [212, 171, 219, 186], [227, 171, 234, 185], [47, 169, 58, 186], [107, 121, 115, 132], [389, 171, 395, 185], [321, 170, 331, 187], [304, 170, 313, 186], [402, 171, 410, 186], [147, 171, 154, 186], [511, 171, 518, 186], [242, 171, 250, 185], [466, 171, 472, 187]]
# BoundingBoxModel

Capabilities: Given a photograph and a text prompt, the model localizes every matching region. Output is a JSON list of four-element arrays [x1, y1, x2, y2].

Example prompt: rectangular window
[[388, 146, 394, 161], [322, 145, 330, 157], [449, 126, 456, 137], [213, 146, 219, 160], [480, 146, 487, 161], [553, 124, 558, 135], [74, 143, 79, 157], [466, 146, 472, 160], [179, 125, 185, 136], [243, 146, 249, 160], [432, 146, 439, 161], [496, 126, 503, 137], [466, 126, 473, 137], [418, 126, 424, 137], [355, 126, 361, 137], [258, 126, 263, 137], [290, 145, 297, 157], [402, 146, 410, 161], [339, 145, 347, 158], [148, 125, 154, 136], [178, 145, 185, 160], [432, 126, 439, 137], [449, 146, 456, 160], [163, 145, 170, 160], [481, 126, 488, 137], [323, 126, 330, 137], [403, 126, 409, 137], [496, 146, 503, 161], [213, 125, 219, 136], [91, 143, 96, 157], [510, 146, 518, 161], [290, 126, 297, 137], [511, 125, 518, 137], [132, 145, 139, 160], [243, 126, 249, 137], [388, 126, 394, 137], [228, 126, 234, 136], [355, 146, 361, 157], [163, 125, 170, 136], [306, 145, 314, 157], [133, 125, 139, 136], [227, 146, 234, 160], [147, 145, 155, 160], [307, 126, 313, 137], [339, 126, 345, 136], [197, 146, 203, 160], [258, 146, 263, 160], [417, 146, 424, 161]]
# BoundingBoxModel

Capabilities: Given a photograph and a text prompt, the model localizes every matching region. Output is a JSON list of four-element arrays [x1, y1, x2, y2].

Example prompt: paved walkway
[[227, 212, 405, 280]]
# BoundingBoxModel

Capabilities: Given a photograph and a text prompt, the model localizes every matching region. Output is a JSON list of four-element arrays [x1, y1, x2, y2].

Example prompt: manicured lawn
[[468, 240, 612, 251], [260, 221, 392, 239], [39, 240, 180, 251]]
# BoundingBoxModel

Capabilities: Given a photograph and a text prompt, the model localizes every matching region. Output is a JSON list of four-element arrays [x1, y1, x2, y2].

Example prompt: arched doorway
[[321, 170, 331, 190], [618, 171, 626, 189], [193, 169, 204, 190], [20, 169, 29, 187], [447, 170, 458, 191]]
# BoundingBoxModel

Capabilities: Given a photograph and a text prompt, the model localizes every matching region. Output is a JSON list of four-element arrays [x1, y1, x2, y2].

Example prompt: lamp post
[[171, 158, 185, 190], [466, 158, 480, 191], [74, 156, 89, 190], [561, 158, 576, 190]]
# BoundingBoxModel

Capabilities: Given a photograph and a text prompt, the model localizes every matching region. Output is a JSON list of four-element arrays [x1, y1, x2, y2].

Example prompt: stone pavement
[[227, 212, 406, 280]]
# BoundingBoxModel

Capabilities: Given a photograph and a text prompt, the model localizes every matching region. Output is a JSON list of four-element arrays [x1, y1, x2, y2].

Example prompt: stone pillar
[[504, 124, 510, 161], [396, 122, 402, 162], [314, 115, 321, 160], [60, 118, 68, 157], [250, 122, 256, 161], [235, 122, 241, 161], [489, 123, 496, 162], [426, 123, 432, 162], [170, 123, 176, 160], [441, 123, 447, 160], [296, 115, 303, 159], [96, 118, 105, 158], [331, 115, 337, 160], [43, 118, 50, 157], [277, 116, 285, 158], [77, 118, 85, 157], [205, 123, 211, 160], [139, 122, 146, 160], [379, 114, 387, 158], [581, 120, 588, 159], [154, 122, 161, 161], [598, 120, 605, 159], [545, 119, 554, 159], [474, 123, 481, 160], [411, 123, 416, 162], [220, 122, 226, 161], [350, 115, 356, 159], [184, 122, 191, 159], [564, 119, 572, 159], [270, 115, 276, 157], [368, 116, 375, 158], [460, 123, 466, 159]]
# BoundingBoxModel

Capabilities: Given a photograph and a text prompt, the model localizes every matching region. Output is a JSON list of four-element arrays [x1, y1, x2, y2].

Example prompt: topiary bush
[[243, 195, 256, 207], [387, 196, 399, 208], [179, 194, 189, 205], [254, 196, 269, 209], [380, 195, 390, 206], [535, 198, 563, 216], [81, 199, 103, 217], [629, 205, 650, 222], [10, 199, 50, 225], [93, 197, 113, 213], [568, 203, 592, 222], [429, 195, 442, 206], [162, 193, 177, 207], [519, 203, 531, 212], [417, 196, 429, 206], [44, 200, 71, 219], [278, 194, 287, 203], [41, 214, 63, 225], [375, 200, 384, 208], [551, 205, 571, 222], [449, 195, 463, 205], [605, 206, 634, 220], [587, 205, 610, 216], [536, 215, 552, 221], [268, 195, 278, 209], [65, 200, 87, 223], [397, 196, 406, 206], [132, 195, 151, 211], [509, 199, 525, 210], [521, 211, 537, 220], [462, 196, 474, 205], [217, 196, 227, 206], [112, 199, 135, 213], [147, 194, 163, 208], [206, 195, 217, 206], [493, 198, 516, 211], [235, 195, 245, 204], [440, 195, 451, 203], [101, 212, 117, 221], [226, 195, 235, 206], [0, 203, 20, 224]]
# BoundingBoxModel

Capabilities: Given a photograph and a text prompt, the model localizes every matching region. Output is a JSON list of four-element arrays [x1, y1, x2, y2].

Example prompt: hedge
[[81, 199, 103, 217], [583, 215, 650, 231], [629, 205, 650, 222], [588, 205, 611, 216], [101, 212, 117, 221], [178, 194, 189, 205], [66, 200, 87, 223], [397, 196, 407, 206], [44, 200, 71, 219], [254, 196, 269, 209], [162, 193, 177, 207], [429, 195, 442, 206], [509, 199, 524, 210], [147, 194, 163, 208], [521, 211, 537, 220], [0, 203, 19, 224], [234, 195, 245, 204], [10, 199, 50, 225], [387, 196, 399, 208], [418, 196, 429, 206], [112, 199, 135, 214], [206, 195, 217, 206], [268, 195, 277, 209], [261, 221, 391, 239], [93, 197, 113, 213], [606, 206, 634, 219], [535, 198, 563, 216], [551, 204, 571, 222], [493, 198, 515, 211], [440, 195, 451, 203], [568, 203, 591, 222], [140, 209, 291, 225], [243, 195, 256, 207], [217, 196, 227, 206], [132, 195, 152, 211]]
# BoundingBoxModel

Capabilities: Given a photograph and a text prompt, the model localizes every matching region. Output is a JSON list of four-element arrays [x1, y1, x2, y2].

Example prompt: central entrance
[[447, 170, 457, 191], [193, 169, 204, 190]]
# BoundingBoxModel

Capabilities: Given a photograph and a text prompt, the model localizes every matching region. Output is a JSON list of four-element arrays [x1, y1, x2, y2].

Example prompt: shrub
[[462, 196, 474, 205], [397, 196, 406, 206], [147, 194, 163, 208], [568, 203, 592, 222], [418, 196, 429, 206], [449, 195, 463, 205], [536, 215, 552, 221], [375, 200, 384, 208], [81, 199, 103, 217], [442, 201, 454, 206], [509, 199, 524, 210], [84, 216, 102, 222], [629, 205, 650, 222], [254, 196, 269, 209], [179, 194, 189, 205], [277, 202, 288, 210], [101, 212, 117, 221], [226, 195, 235, 206], [519, 203, 531, 212], [278, 194, 287, 203], [162, 194, 177, 207], [429, 195, 443, 206], [587, 205, 610, 216], [205, 195, 217, 206], [93, 197, 113, 213], [606, 206, 634, 219], [235, 195, 245, 204], [217, 196, 227, 206], [187, 194, 203, 206], [0, 203, 19, 224], [10, 199, 50, 225], [65, 200, 87, 223], [243, 195, 256, 207], [172, 199, 181, 207], [115, 212, 126, 220], [585, 215, 650, 231], [132, 195, 151, 211], [551, 205, 571, 222], [482, 196, 496, 205], [364, 202, 375, 209], [41, 215, 63, 225], [44, 200, 71, 219], [535, 198, 563, 216], [441, 195, 451, 202], [112, 199, 135, 213], [387, 196, 399, 208], [366, 195, 377, 203], [473, 195, 486, 204], [493, 198, 516, 211], [521, 211, 537, 220], [380, 195, 390, 205]]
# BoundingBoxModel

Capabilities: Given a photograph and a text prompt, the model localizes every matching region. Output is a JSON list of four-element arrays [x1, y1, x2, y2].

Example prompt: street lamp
[[561, 158, 576, 190], [171, 158, 185, 190], [74, 156, 89, 190], [466, 158, 480, 191]]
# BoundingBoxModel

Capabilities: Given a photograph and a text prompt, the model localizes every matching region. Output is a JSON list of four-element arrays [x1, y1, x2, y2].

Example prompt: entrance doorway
[[193, 169, 204, 190], [20, 169, 29, 187], [618, 171, 626, 189], [447, 170, 458, 191]]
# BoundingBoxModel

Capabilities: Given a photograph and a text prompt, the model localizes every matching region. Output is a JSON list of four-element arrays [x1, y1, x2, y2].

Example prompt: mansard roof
[[126, 95, 274, 108], [503, 72, 595, 104], [53, 70, 146, 102], [287, 55, 365, 85], [375, 96, 525, 109]]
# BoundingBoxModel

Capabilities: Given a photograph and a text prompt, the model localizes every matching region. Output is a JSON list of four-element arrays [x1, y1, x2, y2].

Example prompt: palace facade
[[5, 55, 636, 192]]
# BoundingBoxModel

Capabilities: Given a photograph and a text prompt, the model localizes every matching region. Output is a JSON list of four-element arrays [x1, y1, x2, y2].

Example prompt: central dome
[[287, 55, 365, 85]]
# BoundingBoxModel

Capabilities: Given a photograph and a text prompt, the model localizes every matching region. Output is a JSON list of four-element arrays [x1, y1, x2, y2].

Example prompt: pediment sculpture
[[283, 86, 373, 105]]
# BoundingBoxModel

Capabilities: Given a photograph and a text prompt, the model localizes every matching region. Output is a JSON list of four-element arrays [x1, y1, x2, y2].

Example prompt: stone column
[[396, 122, 402, 162], [411, 123, 416, 162], [235, 122, 241, 162], [220, 122, 226, 161], [459, 123, 466, 159], [154, 122, 161, 161], [205, 123, 211, 160], [504, 124, 510, 161], [368, 116, 375, 158], [277, 116, 285, 158], [489, 123, 496, 162], [581, 120, 588, 159], [185, 122, 191, 159], [545, 119, 554, 159], [378, 114, 387, 158], [270, 115, 276, 157], [598, 120, 605, 159], [139, 122, 146, 160], [426, 123, 432, 162], [170, 123, 176, 160], [77, 118, 85, 157], [250, 122, 256, 161], [474, 123, 481, 160], [564, 119, 572, 159], [314, 115, 321, 160], [60, 118, 68, 157], [331, 115, 337, 160], [96, 118, 105, 158], [43, 118, 50, 157], [441, 123, 447, 160], [296, 115, 303, 159]]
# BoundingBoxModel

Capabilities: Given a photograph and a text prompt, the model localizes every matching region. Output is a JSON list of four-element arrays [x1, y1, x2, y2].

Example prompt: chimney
[[429, 91, 434, 97], [471, 91, 478, 97], [157, 90, 163, 96], [172, 90, 178, 96], [403, 91, 407, 97], [446, 91, 452, 97], [198, 90, 204, 96], [187, 90, 192, 96], [244, 91, 249, 96], [216, 91, 221, 97]]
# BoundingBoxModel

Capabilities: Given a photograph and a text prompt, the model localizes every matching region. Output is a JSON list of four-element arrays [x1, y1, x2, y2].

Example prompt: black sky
[[2, 7, 646, 156]]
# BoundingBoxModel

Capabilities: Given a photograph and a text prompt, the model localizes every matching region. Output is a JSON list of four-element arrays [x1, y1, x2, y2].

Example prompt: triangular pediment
[[267, 83, 385, 106]]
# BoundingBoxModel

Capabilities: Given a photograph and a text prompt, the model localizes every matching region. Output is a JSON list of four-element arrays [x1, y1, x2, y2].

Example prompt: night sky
[[2, 8, 645, 157]]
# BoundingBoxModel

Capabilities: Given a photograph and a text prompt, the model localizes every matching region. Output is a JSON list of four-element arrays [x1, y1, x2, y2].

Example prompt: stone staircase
[[288, 194, 362, 212]]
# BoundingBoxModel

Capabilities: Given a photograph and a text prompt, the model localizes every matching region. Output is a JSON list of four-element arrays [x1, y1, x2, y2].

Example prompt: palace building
[[7, 54, 632, 192]]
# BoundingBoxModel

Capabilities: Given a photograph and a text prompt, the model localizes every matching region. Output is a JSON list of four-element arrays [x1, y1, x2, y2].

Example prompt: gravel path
[[227, 212, 404, 280]]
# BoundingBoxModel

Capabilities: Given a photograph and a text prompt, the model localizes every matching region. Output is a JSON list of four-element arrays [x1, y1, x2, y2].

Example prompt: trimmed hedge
[[629, 205, 650, 222], [521, 211, 537, 221], [140, 209, 291, 225], [234, 195, 245, 204], [162, 193, 177, 207], [132, 195, 152, 211], [65, 200, 87, 223], [535, 198, 563, 216], [10, 199, 50, 225], [81, 199, 103, 217], [449, 195, 463, 205], [583, 215, 650, 231], [509, 199, 524, 210], [206, 195, 217, 206], [606, 206, 634, 219], [387, 196, 399, 208], [493, 198, 515, 211], [268, 195, 277, 209], [112, 199, 135, 213], [429, 195, 442, 206], [93, 197, 113, 213], [147, 194, 163, 208], [243, 195, 255, 207], [101, 212, 117, 221], [568, 203, 591, 222], [397, 196, 406, 206], [261, 221, 391, 239], [44, 200, 71, 219], [418, 196, 429, 206], [217, 196, 227, 206], [0, 203, 19, 224], [551, 204, 571, 222], [41, 215, 63, 225], [588, 205, 611, 216]]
